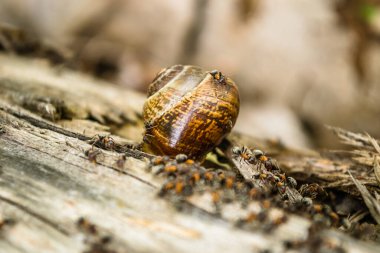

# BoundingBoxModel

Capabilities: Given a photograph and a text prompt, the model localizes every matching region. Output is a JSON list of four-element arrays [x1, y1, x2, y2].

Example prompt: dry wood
[[0, 54, 379, 253]]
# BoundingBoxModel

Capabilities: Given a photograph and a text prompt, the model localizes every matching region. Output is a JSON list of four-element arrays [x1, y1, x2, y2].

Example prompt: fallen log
[[0, 54, 379, 253]]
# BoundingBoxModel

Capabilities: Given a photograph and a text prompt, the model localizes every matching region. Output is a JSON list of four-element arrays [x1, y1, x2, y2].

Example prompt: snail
[[142, 65, 240, 159]]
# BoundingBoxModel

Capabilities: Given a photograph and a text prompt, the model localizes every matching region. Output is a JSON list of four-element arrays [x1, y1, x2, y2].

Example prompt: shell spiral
[[142, 65, 240, 159]]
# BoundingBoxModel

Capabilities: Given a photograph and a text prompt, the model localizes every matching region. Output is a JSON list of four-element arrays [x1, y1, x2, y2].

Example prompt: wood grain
[[0, 54, 378, 253]]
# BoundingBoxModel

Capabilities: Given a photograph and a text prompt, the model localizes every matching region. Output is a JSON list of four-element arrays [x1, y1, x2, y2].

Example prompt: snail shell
[[143, 65, 240, 159]]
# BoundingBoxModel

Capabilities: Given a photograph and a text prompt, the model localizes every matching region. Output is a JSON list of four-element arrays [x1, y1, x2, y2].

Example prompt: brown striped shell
[[142, 65, 240, 159]]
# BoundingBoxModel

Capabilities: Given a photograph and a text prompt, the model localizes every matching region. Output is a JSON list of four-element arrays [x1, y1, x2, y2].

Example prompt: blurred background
[[1, 0, 380, 150]]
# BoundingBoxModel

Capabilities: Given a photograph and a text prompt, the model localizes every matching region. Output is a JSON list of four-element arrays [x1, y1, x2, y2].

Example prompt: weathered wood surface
[[0, 54, 379, 253]]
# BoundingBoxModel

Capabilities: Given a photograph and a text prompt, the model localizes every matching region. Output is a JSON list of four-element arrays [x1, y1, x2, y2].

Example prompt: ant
[[210, 70, 226, 85], [88, 134, 116, 150], [85, 147, 103, 163], [232, 146, 252, 162], [77, 217, 98, 235], [116, 154, 127, 169], [249, 149, 279, 171], [232, 146, 279, 171]]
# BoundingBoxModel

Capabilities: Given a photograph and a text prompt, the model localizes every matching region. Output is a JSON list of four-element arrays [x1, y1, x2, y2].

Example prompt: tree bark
[[0, 54, 378, 253]]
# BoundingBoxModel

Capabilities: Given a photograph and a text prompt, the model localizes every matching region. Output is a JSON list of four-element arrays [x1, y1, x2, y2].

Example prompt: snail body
[[143, 65, 240, 159]]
